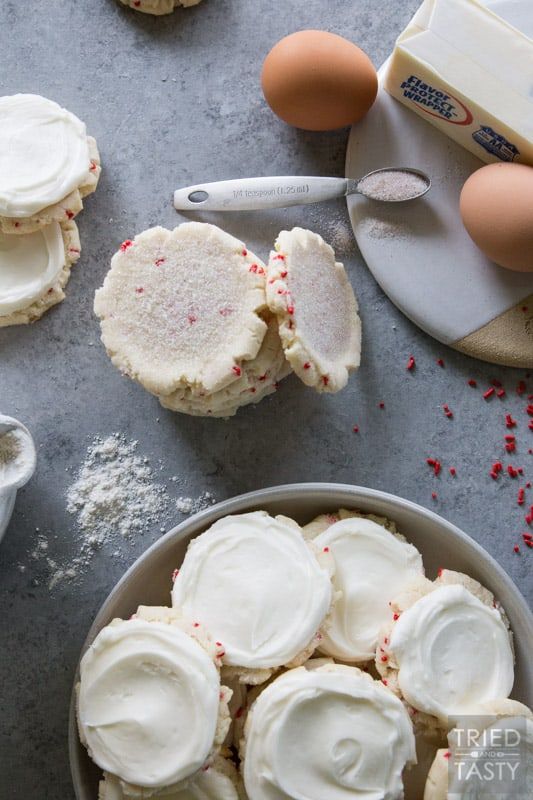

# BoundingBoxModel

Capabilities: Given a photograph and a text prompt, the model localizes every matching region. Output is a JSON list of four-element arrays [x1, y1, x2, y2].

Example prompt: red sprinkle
[[187, 313, 197, 324], [518, 488, 525, 506], [513, 545, 520, 554], [468, 379, 477, 387], [322, 375, 329, 386], [352, 425, 359, 433], [406, 355, 416, 371], [496, 388, 506, 398], [444, 752, 451, 760], [241, 249, 247, 256], [505, 414, 517, 428], [505, 442, 516, 453], [517, 381, 527, 396], [323, 547, 330, 553], [436, 358, 445, 367], [380, 655, 388, 663], [274, 254, 286, 261], [382, 679, 388, 686], [527, 405, 533, 417], [426, 458, 441, 476], [393, 613, 400, 621], [303, 362, 311, 370], [135, 287, 144, 294], [280, 270, 288, 278], [483, 387, 495, 400], [287, 304, 295, 315], [193, 622, 200, 628], [89, 160, 97, 172], [449, 467, 456, 476], [171, 568, 179, 581], [232, 366, 242, 377], [154, 257, 165, 266], [65, 209, 74, 220], [507, 465, 519, 478], [431, 491, 438, 500], [379, 402, 385, 409], [443, 404, 453, 418], [120, 239, 133, 252], [437, 567, 443, 577], [491, 379, 503, 388]]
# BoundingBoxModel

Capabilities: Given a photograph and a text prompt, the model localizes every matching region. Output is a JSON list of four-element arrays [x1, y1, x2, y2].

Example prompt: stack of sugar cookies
[[77, 508, 527, 799], [0, 94, 100, 327], [94, 223, 361, 416]]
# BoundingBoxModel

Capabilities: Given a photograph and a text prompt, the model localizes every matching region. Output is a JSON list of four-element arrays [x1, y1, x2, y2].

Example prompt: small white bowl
[[0, 415, 36, 544], [69, 483, 533, 800]]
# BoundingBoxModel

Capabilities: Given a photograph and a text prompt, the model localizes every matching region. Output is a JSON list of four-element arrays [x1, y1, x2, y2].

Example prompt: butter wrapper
[[385, 0, 533, 166]]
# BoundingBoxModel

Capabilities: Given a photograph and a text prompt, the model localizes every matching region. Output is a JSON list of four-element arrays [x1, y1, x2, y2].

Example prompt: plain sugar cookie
[[119, 0, 202, 14], [94, 223, 268, 397], [0, 220, 80, 327], [0, 95, 100, 234], [266, 227, 361, 392]]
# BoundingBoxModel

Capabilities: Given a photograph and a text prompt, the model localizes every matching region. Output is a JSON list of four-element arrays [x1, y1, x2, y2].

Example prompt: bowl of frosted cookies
[[70, 483, 533, 800]]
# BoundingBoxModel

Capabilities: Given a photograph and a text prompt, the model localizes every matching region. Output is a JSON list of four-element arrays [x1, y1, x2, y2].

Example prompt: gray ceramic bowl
[[69, 483, 533, 800]]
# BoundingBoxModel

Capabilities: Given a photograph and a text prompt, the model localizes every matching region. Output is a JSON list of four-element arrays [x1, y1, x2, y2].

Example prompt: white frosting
[[172, 511, 332, 669], [78, 619, 220, 789], [243, 665, 416, 800], [0, 94, 89, 217], [101, 767, 239, 800], [0, 224, 64, 315], [316, 518, 424, 661], [389, 585, 514, 722]]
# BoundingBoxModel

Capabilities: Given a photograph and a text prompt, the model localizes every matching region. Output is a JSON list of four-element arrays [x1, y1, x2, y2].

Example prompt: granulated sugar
[[0, 430, 21, 465], [66, 434, 169, 543], [358, 170, 428, 202], [361, 217, 409, 240]]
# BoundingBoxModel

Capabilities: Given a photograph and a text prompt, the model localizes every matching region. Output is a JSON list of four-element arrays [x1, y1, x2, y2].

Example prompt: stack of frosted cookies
[[77, 508, 528, 800], [0, 94, 100, 327], [94, 222, 361, 416]]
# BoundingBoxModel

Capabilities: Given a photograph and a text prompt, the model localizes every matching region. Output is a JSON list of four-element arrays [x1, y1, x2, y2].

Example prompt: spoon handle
[[173, 176, 349, 211]]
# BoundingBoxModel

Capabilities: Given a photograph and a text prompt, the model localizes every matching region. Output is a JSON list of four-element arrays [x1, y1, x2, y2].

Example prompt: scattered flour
[[176, 491, 216, 514], [325, 219, 354, 255], [24, 433, 217, 590], [361, 217, 409, 240], [66, 434, 169, 543], [0, 431, 21, 465]]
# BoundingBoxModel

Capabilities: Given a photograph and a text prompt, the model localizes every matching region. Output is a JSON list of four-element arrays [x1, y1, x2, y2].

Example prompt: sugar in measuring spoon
[[173, 168, 431, 211]]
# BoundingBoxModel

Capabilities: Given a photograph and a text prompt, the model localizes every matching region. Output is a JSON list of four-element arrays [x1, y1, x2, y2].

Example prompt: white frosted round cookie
[[424, 700, 533, 800], [315, 516, 424, 662], [171, 511, 333, 676], [0, 95, 100, 233], [266, 227, 361, 393], [242, 664, 416, 800], [377, 574, 515, 726], [94, 223, 268, 397], [99, 759, 239, 800], [78, 617, 222, 792], [160, 315, 291, 417], [119, 0, 202, 14], [0, 220, 80, 327]]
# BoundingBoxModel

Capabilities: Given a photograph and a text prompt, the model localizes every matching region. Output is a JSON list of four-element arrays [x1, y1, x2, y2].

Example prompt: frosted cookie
[[266, 228, 361, 392], [119, 0, 202, 14], [424, 699, 533, 800], [302, 507, 399, 539], [241, 664, 416, 800], [94, 223, 268, 399], [77, 614, 229, 795], [314, 515, 424, 662], [99, 757, 240, 800], [0, 95, 100, 234], [172, 511, 334, 682], [0, 220, 80, 327], [376, 570, 515, 727], [159, 315, 291, 417]]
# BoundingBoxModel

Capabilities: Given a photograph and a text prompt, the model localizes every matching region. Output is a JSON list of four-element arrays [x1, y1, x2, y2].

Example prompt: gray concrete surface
[[0, 1, 531, 797]]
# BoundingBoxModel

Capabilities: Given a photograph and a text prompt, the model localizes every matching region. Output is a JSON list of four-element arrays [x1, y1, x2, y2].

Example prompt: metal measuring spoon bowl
[[355, 167, 431, 202]]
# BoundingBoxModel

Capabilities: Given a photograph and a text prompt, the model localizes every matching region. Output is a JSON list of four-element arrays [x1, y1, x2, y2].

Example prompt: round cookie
[[424, 699, 533, 800], [99, 757, 241, 800], [171, 511, 334, 683], [160, 315, 291, 417], [0, 220, 80, 327], [314, 515, 424, 662], [266, 227, 361, 393], [376, 570, 515, 728], [0, 94, 100, 234], [94, 223, 268, 398], [119, 0, 202, 14], [77, 612, 229, 794], [241, 664, 416, 800]]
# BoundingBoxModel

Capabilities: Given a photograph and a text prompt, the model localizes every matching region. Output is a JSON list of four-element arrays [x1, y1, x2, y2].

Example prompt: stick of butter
[[385, 0, 533, 165]]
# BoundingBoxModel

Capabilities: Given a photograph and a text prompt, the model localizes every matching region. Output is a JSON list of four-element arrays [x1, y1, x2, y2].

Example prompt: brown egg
[[261, 30, 378, 131], [460, 163, 533, 273]]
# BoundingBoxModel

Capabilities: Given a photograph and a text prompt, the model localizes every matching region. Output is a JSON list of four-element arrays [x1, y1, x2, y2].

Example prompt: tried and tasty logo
[[400, 75, 473, 125]]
